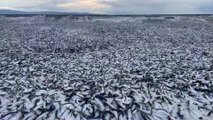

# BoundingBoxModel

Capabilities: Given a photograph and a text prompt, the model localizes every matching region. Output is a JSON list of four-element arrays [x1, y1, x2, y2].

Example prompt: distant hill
[[2, 9, 211, 17], [0, 9, 91, 15], [0, 9, 27, 14]]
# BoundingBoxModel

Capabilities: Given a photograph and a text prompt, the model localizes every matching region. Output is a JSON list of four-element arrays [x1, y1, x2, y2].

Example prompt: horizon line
[[0, 9, 213, 16]]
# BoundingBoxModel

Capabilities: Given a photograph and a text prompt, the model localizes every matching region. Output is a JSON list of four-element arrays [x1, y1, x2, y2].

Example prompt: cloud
[[0, 0, 68, 11], [100, 0, 213, 14], [0, 0, 212, 13], [0, 0, 49, 8], [57, 0, 110, 12]]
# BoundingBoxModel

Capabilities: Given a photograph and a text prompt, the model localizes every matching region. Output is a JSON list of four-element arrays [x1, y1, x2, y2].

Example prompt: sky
[[0, 0, 213, 14]]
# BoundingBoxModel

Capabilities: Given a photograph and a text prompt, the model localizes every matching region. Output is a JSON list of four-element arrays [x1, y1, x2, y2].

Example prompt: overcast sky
[[0, 0, 213, 14]]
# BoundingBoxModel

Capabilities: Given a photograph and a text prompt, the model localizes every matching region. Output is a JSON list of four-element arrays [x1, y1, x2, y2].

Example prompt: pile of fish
[[0, 16, 213, 120]]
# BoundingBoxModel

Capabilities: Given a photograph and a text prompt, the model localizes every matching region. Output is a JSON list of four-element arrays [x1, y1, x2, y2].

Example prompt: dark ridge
[[0, 9, 92, 17], [0, 9, 213, 17]]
